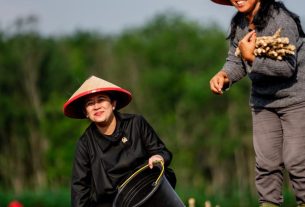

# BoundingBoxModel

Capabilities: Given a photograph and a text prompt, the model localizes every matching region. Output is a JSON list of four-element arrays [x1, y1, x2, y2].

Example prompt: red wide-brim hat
[[211, 0, 232, 6], [63, 76, 132, 119]]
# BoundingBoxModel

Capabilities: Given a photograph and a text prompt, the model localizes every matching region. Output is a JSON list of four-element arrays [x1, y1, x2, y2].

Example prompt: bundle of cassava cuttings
[[235, 28, 296, 60]]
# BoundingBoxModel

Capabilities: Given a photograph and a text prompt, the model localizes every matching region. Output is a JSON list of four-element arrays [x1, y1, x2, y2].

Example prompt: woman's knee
[[284, 153, 305, 175]]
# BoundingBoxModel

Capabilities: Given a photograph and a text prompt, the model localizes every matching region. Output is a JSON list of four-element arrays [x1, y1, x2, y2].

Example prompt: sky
[[0, 0, 304, 36]]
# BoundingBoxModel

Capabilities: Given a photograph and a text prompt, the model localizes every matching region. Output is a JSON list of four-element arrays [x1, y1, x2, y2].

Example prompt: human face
[[230, 0, 261, 18], [84, 93, 116, 125]]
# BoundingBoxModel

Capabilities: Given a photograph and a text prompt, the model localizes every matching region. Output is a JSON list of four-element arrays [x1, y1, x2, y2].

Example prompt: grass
[[0, 189, 70, 207]]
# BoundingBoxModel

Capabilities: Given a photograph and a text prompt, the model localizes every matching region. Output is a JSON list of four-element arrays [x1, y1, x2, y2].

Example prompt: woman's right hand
[[209, 70, 229, 95], [238, 30, 256, 63]]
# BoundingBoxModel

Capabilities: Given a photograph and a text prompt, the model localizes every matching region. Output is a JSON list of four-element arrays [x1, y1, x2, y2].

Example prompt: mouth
[[94, 111, 104, 116], [234, 0, 246, 6]]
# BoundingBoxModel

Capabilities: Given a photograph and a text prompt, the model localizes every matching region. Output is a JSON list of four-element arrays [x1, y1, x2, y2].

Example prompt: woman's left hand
[[239, 30, 256, 63], [148, 155, 164, 169]]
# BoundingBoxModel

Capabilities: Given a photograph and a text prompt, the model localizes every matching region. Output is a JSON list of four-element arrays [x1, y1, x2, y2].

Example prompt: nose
[[93, 101, 101, 109]]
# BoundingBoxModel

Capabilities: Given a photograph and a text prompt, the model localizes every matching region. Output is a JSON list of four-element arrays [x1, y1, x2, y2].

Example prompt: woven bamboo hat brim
[[63, 76, 132, 119], [211, 0, 232, 6]]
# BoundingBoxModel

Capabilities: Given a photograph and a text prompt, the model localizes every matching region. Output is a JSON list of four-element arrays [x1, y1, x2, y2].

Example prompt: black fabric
[[71, 112, 175, 207], [164, 168, 177, 188]]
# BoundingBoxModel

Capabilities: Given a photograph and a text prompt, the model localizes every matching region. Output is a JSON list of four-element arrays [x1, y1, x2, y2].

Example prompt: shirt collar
[[89, 112, 130, 152]]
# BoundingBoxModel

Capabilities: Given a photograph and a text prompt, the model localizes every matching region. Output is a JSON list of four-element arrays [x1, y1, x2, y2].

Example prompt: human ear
[[112, 100, 117, 110]]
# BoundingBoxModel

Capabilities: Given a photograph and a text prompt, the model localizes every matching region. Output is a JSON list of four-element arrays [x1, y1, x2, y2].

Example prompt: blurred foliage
[[0, 12, 297, 206]]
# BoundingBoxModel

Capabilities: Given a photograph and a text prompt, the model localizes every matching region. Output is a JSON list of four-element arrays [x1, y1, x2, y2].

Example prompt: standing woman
[[209, 0, 305, 206], [63, 76, 176, 207]]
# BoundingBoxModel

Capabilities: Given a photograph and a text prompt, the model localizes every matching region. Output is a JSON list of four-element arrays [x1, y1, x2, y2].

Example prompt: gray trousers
[[252, 101, 305, 205]]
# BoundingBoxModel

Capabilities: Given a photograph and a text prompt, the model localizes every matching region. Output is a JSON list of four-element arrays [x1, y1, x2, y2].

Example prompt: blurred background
[[0, 0, 304, 206]]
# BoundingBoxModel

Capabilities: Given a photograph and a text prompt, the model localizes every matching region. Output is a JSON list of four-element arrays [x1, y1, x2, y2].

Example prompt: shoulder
[[74, 124, 98, 156], [260, 7, 298, 39], [119, 112, 151, 130], [77, 124, 94, 146], [270, 7, 297, 29], [119, 112, 145, 122]]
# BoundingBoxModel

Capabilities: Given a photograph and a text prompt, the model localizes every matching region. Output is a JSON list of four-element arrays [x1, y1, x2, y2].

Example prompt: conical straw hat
[[63, 76, 132, 119], [211, 0, 232, 6]]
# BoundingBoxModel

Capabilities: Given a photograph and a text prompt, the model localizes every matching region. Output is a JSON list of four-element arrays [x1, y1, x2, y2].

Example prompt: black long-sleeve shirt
[[71, 112, 174, 207]]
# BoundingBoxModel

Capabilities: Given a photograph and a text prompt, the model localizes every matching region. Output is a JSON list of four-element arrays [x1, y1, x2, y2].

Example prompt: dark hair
[[227, 0, 305, 40]]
